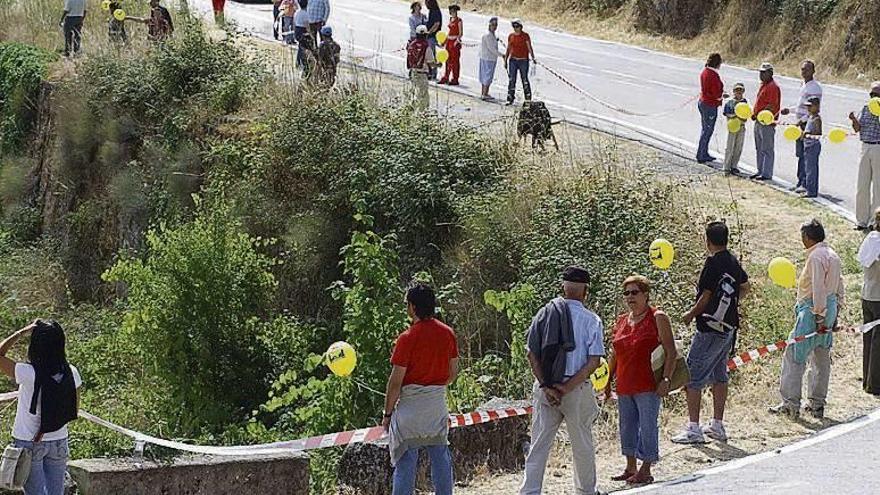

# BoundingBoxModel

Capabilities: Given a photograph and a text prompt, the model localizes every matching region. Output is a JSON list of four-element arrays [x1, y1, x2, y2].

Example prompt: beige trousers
[[519, 381, 599, 495], [779, 344, 832, 410], [856, 143, 880, 227], [410, 70, 429, 110], [723, 128, 746, 172]]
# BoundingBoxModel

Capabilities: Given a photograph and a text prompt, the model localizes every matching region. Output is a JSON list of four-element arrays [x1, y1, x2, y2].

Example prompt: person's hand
[[850, 112, 858, 122], [656, 380, 671, 398], [543, 386, 561, 406], [681, 311, 694, 326], [781, 108, 790, 116], [603, 383, 613, 402], [817, 324, 830, 334]]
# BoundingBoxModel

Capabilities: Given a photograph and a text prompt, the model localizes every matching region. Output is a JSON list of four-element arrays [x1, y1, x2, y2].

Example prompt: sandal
[[611, 471, 636, 481], [626, 473, 654, 485]]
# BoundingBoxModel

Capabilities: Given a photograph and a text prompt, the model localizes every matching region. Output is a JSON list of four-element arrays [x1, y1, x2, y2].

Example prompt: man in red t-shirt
[[505, 19, 535, 106], [383, 282, 458, 495], [750, 62, 782, 181], [696, 53, 724, 164]]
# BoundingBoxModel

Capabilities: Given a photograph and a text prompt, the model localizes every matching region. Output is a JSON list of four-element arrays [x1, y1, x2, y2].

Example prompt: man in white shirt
[[59, 0, 87, 56], [478, 17, 502, 101], [781, 60, 822, 194]]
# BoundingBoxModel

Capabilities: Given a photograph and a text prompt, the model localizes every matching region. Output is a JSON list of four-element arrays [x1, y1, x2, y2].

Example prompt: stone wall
[[337, 403, 530, 495], [67, 452, 309, 495]]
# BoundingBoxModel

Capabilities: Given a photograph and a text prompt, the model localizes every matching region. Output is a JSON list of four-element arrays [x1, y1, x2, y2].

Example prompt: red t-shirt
[[753, 79, 782, 119], [507, 32, 531, 60], [699, 67, 723, 107], [612, 307, 659, 395], [391, 318, 458, 386]]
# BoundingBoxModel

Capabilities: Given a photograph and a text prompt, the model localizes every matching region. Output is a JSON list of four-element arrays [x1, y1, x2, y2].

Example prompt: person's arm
[[810, 257, 829, 327], [603, 351, 616, 400], [555, 356, 600, 395], [683, 289, 712, 325], [527, 351, 560, 405], [654, 311, 676, 397], [527, 39, 535, 62], [739, 280, 751, 300], [0, 322, 36, 380], [60, 9, 68, 26], [446, 357, 459, 385], [381, 365, 406, 430], [850, 111, 862, 133]]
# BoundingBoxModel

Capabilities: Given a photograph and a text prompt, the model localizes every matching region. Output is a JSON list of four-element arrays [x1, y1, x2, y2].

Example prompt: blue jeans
[[507, 58, 531, 103], [281, 17, 295, 45], [696, 101, 718, 162], [754, 124, 776, 179], [392, 445, 453, 495], [795, 138, 805, 186], [803, 142, 821, 197], [617, 392, 661, 462], [13, 438, 69, 495]]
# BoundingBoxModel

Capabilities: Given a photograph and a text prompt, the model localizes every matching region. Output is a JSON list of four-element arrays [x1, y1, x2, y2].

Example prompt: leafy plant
[[0, 41, 55, 153]]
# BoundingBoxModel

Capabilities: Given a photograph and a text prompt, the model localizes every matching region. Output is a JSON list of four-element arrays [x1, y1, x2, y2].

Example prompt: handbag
[[0, 444, 32, 490], [651, 339, 690, 392]]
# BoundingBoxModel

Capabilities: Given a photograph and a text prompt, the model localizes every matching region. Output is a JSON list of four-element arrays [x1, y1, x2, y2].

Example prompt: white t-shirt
[[479, 32, 501, 61], [13, 363, 82, 442], [796, 79, 823, 122]]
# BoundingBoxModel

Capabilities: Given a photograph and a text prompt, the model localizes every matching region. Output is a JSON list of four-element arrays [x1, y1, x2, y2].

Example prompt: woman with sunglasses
[[604, 275, 677, 486]]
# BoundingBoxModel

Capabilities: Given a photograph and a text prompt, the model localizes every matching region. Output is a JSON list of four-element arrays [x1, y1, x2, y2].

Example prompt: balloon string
[[351, 378, 386, 397]]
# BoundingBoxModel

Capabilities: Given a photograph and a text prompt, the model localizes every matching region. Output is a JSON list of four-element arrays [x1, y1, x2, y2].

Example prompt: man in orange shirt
[[505, 19, 536, 106], [750, 63, 782, 181]]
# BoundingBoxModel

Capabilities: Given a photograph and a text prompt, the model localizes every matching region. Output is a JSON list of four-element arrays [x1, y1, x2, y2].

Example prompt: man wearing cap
[[314, 26, 340, 87], [407, 25, 437, 110], [505, 19, 536, 106], [781, 60, 823, 194], [850, 81, 880, 230], [520, 266, 605, 495], [697, 53, 724, 164], [751, 63, 782, 181], [479, 17, 502, 101]]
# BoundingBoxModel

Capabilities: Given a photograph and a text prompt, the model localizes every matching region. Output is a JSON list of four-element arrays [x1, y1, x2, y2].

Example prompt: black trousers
[[862, 299, 880, 395], [63, 16, 84, 56]]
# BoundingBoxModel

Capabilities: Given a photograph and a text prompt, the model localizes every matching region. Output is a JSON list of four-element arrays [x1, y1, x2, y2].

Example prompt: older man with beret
[[520, 266, 606, 495]]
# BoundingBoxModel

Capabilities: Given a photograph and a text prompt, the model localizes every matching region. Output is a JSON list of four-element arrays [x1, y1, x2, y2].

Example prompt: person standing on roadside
[[478, 17, 501, 101], [59, 0, 86, 57], [314, 26, 340, 88], [306, 0, 329, 43], [750, 62, 781, 181], [770, 219, 844, 420], [1, 320, 83, 495], [505, 19, 535, 106], [858, 207, 880, 396], [672, 221, 750, 445], [424, 0, 442, 81], [408, 2, 425, 40], [722, 82, 748, 176], [279, 0, 296, 45], [273, 0, 282, 40], [605, 275, 677, 487], [780, 60, 822, 194], [136, 0, 173, 42], [294, 0, 313, 70], [697, 53, 724, 164], [519, 266, 605, 495], [383, 282, 458, 495], [851, 81, 880, 231], [438, 5, 462, 86], [407, 25, 436, 110], [800, 97, 823, 198]]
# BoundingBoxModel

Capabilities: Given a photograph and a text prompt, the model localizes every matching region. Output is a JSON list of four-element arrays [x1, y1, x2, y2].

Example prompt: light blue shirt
[[564, 300, 605, 377]]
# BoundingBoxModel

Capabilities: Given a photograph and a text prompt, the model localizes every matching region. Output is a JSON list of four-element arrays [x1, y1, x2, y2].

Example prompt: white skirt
[[479, 59, 497, 86]]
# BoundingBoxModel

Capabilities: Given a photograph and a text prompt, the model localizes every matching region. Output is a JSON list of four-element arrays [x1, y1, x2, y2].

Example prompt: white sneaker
[[794, 186, 806, 194], [702, 422, 728, 442], [670, 425, 706, 444]]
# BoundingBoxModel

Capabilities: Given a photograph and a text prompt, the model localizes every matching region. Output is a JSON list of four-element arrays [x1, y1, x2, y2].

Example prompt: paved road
[[189, 0, 871, 221], [620, 410, 880, 494]]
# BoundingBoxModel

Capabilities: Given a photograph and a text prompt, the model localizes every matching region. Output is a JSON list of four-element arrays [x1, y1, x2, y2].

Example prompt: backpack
[[700, 273, 738, 333], [29, 364, 78, 439], [406, 38, 429, 70]]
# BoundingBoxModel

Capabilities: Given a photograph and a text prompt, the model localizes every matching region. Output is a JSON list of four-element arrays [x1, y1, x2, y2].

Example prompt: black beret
[[562, 266, 590, 284]]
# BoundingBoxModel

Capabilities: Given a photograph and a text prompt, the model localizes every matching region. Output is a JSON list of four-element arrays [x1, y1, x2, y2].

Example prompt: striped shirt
[[858, 106, 880, 144]]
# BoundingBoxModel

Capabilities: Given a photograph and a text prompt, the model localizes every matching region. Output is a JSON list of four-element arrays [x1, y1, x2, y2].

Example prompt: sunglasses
[[622, 290, 642, 296]]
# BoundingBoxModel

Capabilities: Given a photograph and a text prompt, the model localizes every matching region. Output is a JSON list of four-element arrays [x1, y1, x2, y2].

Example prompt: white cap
[[758, 62, 774, 72], [511, 18, 523, 26], [415, 25, 428, 34]]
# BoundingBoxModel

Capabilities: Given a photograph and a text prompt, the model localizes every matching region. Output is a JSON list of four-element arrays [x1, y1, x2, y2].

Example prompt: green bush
[[103, 201, 279, 432], [0, 41, 55, 153]]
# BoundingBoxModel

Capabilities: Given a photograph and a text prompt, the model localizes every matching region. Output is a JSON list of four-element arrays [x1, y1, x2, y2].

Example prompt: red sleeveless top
[[612, 307, 660, 395]]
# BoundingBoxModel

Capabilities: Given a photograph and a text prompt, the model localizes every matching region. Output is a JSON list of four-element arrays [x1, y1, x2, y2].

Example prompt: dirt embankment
[[460, 0, 880, 85]]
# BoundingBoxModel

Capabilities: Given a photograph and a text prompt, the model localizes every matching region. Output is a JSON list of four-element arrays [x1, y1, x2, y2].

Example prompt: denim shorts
[[686, 330, 734, 389]]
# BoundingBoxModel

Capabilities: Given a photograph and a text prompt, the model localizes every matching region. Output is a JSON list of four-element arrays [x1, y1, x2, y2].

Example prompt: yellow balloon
[[783, 126, 802, 141], [829, 128, 847, 144], [113, 8, 126, 21], [869, 97, 880, 117], [768, 257, 797, 289], [649, 238, 675, 270], [325, 341, 357, 377], [734, 102, 752, 120], [101, 0, 111, 11], [435, 31, 448, 45], [757, 110, 774, 126], [727, 118, 742, 134], [436, 48, 449, 64], [590, 357, 610, 392]]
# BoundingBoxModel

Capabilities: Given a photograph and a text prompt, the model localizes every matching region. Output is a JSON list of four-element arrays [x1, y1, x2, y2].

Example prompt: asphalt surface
[[620, 410, 880, 494], [188, 0, 874, 222]]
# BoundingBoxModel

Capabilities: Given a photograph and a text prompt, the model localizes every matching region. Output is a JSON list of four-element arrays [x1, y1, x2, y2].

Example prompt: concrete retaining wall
[[67, 452, 309, 495]]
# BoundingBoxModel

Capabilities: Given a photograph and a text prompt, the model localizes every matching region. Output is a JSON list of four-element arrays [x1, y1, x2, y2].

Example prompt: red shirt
[[391, 318, 458, 386], [699, 67, 723, 107], [612, 307, 659, 395], [753, 79, 782, 119], [448, 17, 462, 39], [507, 32, 531, 60]]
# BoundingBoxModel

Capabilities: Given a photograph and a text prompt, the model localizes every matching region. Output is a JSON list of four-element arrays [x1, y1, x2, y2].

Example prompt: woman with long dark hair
[[0, 320, 81, 495]]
